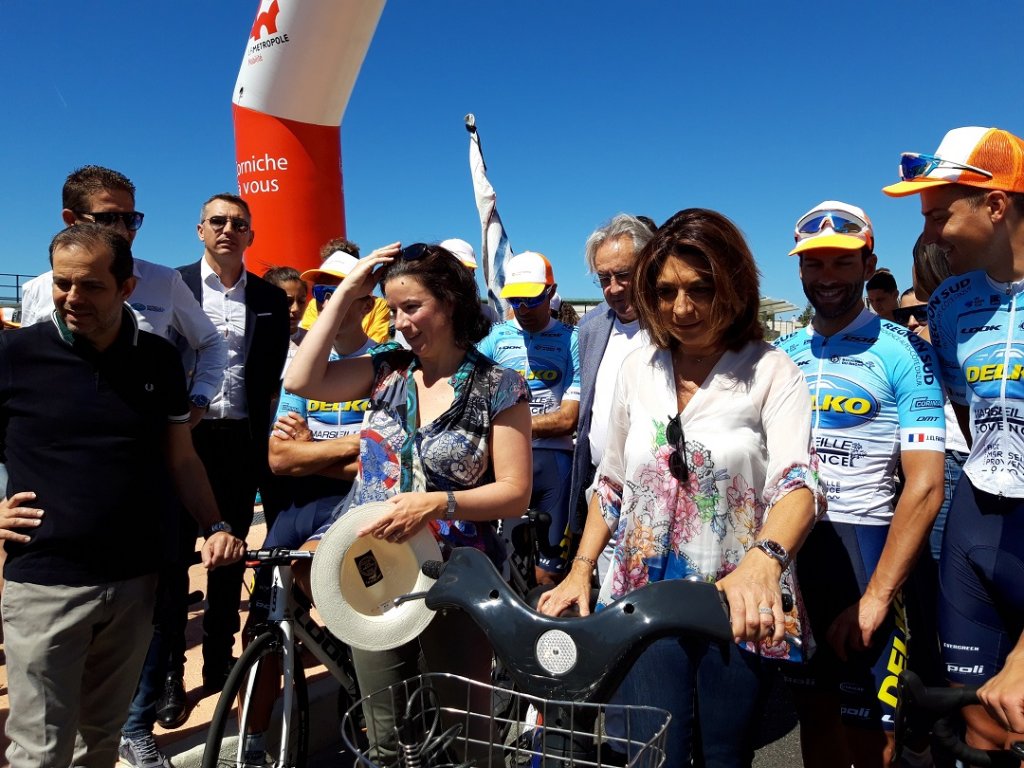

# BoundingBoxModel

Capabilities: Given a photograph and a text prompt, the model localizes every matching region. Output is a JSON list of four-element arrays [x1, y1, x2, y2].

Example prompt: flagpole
[[465, 114, 513, 318]]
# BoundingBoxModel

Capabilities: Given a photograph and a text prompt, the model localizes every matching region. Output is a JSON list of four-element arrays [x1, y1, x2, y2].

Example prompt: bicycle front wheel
[[202, 629, 310, 768]]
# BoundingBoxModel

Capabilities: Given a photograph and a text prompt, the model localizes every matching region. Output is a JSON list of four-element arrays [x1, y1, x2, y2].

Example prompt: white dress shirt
[[201, 258, 248, 420], [20, 261, 227, 401]]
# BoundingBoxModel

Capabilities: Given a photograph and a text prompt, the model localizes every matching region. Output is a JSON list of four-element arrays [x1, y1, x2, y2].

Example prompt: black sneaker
[[118, 733, 171, 768]]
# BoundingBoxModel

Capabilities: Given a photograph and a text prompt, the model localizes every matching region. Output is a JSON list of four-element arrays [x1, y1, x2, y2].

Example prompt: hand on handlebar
[[536, 564, 593, 617], [715, 557, 786, 645], [202, 531, 246, 569], [977, 649, 1024, 735], [825, 592, 889, 661]]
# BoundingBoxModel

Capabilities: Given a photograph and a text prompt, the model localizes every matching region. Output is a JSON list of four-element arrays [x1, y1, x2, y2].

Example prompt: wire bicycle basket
[[342, 673, 671, 768]]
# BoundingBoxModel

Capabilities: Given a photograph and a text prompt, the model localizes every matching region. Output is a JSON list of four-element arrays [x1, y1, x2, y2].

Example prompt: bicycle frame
[[258, 559, 357, 747]]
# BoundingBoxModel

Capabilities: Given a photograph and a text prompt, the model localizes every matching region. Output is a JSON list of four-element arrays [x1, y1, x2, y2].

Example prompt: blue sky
[[3, 1, 1023, 312]]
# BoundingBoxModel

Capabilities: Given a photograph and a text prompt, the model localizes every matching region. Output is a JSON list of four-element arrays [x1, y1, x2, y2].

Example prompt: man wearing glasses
[[19, 166, 226, 428], [568, 214, 655, 578], [775, 201, 946, 768], [477, 251, 580, 584], [884, 126, 1024, 747], [171, 194, 289, 695]]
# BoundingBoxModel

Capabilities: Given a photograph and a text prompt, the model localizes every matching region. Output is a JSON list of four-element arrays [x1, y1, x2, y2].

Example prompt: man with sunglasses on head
[[884, 126, 1024, 747], [775, 201, 946, 768], [568, 214, 655, 579], [19, 166, 227, 428], [477, 251, 580, 584]]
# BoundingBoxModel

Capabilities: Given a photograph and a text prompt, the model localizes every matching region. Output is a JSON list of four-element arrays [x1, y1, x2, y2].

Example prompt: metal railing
[[1, 273, 35, 323]]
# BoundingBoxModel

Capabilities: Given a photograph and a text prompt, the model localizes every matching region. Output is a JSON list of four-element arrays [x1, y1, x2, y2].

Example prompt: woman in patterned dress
[[285, 242, 532, 759], [538, 209, 824, 768]]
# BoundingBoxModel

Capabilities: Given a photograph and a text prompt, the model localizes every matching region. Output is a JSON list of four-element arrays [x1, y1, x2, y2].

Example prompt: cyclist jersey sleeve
[[892, 326, 947, 453], [774, 311, 945, 524], [927, 271, 1024, 496]]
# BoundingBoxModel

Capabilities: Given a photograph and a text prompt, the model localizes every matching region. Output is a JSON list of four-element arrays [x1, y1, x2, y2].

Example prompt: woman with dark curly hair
[[285, 241, 532, 759], [539, 209, 823, 767]]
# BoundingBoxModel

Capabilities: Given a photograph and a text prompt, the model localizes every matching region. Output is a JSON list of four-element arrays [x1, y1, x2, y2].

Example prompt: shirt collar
[[51, 305, 139, 348], [201, 256, 247, 290]]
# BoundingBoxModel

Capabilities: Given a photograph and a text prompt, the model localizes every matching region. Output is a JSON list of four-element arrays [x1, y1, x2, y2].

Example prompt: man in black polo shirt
[[0, 224, 244, 768]]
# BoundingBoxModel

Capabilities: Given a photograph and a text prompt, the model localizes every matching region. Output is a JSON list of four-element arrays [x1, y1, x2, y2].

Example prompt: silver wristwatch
[[444, 491, 457, 521], [752, 538, 791, 569]]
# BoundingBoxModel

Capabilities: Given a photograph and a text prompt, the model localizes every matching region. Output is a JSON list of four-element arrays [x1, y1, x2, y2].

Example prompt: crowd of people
[[0, 123, 1023, 768]]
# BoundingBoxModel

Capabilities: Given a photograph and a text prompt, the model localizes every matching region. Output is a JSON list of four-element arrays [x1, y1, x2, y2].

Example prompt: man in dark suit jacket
[[569, 215, 654, 548], [176, 194, 289, 693]]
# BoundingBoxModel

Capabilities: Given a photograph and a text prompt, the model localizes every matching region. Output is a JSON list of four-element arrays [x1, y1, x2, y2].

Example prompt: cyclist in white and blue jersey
[[776, 201, 946, 768], [884, 126, 1024, 745], [477, 252, 580, 583]]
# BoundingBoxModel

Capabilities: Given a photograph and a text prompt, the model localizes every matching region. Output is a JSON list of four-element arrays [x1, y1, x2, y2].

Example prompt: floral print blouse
[[593, 340, 823, 660]]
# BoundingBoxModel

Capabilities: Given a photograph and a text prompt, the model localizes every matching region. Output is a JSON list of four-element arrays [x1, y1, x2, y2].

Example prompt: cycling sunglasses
[[898, 153, 993, 183], [312, 284, 337, 303], [75, 210, 145, 231], [892, 306, 928, 326], [506, 287, 552, 310], [796, 210, 869, 237]]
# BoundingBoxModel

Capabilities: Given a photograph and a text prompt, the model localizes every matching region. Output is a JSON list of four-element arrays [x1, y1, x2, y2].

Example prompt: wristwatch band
[[205, 521, 233, 538], [444, 491, 457, 521]]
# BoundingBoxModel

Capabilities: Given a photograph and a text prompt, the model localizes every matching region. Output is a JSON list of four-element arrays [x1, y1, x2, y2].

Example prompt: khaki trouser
[[2, 574, 157, 768]]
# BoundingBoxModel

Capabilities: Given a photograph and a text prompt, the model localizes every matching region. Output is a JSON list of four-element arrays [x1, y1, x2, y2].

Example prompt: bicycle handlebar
[[895, 671, 1024, 767], [420, 546, 732, 703], [243, 547, 314, 567]]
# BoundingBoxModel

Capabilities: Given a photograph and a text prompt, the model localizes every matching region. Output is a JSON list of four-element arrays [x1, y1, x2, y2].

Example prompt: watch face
[[756, 539, 789, 565], [190, 394, 211, 409], [761, 541, 784, 557]]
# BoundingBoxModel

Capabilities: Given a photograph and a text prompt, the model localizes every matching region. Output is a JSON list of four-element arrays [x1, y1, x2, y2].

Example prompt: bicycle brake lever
[[393, 590, 430, 606]]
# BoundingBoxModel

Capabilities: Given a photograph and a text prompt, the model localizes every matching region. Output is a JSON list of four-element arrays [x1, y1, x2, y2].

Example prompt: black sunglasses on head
[[400, 243, 431, 261], [892, 306, 928, 326]]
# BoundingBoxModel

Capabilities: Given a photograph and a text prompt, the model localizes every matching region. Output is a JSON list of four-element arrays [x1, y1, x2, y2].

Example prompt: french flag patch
[[907, 433, 926, 443]]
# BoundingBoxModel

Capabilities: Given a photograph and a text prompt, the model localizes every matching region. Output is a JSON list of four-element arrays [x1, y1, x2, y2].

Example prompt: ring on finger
[[758, 606, 773, 615]]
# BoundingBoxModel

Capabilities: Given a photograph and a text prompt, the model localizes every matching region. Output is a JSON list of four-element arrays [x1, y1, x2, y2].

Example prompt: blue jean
[[122, 498, 197, 737], [607, 637, 765, 768], [929, 450, 968, 561]]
